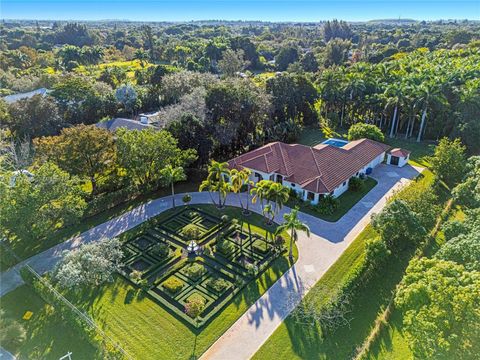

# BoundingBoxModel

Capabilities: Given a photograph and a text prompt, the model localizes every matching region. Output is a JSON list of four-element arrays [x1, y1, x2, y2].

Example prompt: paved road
[[0, 164, 421, 358]]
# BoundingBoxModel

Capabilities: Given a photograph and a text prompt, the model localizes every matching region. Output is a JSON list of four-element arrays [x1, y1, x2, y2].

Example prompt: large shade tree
[[0, 162, 86, 241], [395, 258, 480, 360], [116, 128, 196, 188], [34, 124, 116, 194]]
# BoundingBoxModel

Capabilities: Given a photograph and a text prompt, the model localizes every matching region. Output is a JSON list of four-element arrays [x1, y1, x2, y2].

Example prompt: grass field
[[0, 286, 100, 359], [1, 205, 297, 360]]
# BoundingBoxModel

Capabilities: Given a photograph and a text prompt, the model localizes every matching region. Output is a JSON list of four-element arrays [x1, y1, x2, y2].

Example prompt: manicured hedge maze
[[120, 206, 282, 328]]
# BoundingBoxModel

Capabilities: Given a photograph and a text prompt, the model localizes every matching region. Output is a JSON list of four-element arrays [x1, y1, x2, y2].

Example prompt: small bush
[[185, 296, 205, 319], [206, 277, 229, 292], [349, 177, 365, 192], [316, 195, 339, 215], [182, 224, 201, 240], [130, 270, 143, 282], [163, 277, 184, 294], [150, 242, 170, 258], [185, 263, 206, 280], [182, 194, 192, 205], [216, 238, 234, 255]]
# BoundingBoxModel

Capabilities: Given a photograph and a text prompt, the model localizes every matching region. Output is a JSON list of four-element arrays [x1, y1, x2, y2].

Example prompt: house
[[228, 138, 390, 204], [386, 148, 410, 167], [2, 88, 50, 104], [95, 118, 154, 132]]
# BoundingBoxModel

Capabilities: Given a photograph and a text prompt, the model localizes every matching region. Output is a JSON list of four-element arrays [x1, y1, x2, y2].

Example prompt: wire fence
[[1, 240, 133, 360]]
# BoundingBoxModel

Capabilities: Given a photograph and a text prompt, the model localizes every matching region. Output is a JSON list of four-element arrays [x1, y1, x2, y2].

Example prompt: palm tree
[[263, 203, 275, 225], [383, 84, 406, 138], [251, 180, 272, 221], [134, 49, 149, 68], [206, 161, 231, 208], [415, 82, 446, 142], [267, 182, 290, 224], [275, 208, 310, 259], [230, 168, 253, 214], [160, 165, 186, 208]]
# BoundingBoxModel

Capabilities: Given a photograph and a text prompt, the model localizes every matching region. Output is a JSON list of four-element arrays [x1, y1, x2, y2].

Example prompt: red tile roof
[[229, 139, 390, 194], [389, 148, 411, 157]]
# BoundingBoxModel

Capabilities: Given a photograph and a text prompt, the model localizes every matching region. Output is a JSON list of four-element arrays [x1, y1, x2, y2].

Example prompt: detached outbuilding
[[387, 148, 410, 167]]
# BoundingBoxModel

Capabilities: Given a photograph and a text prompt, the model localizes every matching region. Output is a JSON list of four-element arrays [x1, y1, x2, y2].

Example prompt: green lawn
[[3, 205, 297, 360], [386, 138, 436, 168], [297, 126, 328, 147], [287, 177, 378, 222], [0, 285, 100, 359], [2, 180, 201, 270], [253, 222, 416, 360]]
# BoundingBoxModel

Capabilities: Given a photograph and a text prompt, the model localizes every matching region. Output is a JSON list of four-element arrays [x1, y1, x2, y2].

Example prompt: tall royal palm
[[275, 208, 310, 260], [415, 82, 446, 142], [160, 165, 186, 208], [383, 84, 406, 138]]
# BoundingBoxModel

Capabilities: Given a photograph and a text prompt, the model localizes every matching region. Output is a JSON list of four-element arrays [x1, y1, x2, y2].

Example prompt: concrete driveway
[[0, 164, 421, 359]]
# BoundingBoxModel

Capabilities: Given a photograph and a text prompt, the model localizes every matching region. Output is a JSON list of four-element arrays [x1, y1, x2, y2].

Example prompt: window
[[291, 183, 296, 188], [307, 192, 315, 201], [356, 172, 359, 176], [343, 181, 347, 186]]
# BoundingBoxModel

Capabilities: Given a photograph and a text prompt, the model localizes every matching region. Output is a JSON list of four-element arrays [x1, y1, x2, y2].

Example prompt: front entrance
[[390, 156, 399, 166]]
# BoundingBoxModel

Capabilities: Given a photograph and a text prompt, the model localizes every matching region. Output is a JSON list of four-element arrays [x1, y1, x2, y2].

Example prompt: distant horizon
[[2, 1, 479, 23]]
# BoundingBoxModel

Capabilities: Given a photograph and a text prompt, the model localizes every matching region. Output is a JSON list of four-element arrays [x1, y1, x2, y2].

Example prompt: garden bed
[[120, 206, 283, 328]]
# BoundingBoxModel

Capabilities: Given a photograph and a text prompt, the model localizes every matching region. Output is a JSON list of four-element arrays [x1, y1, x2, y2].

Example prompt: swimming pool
[[322, 138, 349, 147]]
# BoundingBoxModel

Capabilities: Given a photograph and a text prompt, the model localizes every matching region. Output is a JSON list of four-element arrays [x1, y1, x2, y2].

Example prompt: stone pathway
[[0, 164, 422, 359]]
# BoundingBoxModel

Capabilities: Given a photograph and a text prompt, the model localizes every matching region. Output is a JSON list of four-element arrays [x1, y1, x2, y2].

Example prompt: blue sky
[[2, 1, 479, 22]]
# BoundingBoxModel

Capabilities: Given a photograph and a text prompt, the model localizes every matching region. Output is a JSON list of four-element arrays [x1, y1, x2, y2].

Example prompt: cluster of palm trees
[[316, 48, 480, 143], [199, 160, 310, 259]]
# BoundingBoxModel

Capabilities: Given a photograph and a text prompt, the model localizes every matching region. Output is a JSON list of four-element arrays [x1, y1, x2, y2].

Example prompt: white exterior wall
[[386, 153, 408, 167], [243, 151, 385, 203], [398, 155, 409, 167], [333, 180, 350, 198]]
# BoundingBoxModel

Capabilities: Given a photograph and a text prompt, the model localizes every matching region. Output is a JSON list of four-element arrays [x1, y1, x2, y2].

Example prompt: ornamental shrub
[[150, 242, 170, 258], [206, 277, 229, 292], [316, 195, 339, 215], [163, 277, 184, 294], [185, 263, 206, 280], [216, 238, 234, 255], [349, 176, 364, 192], [182, 194, 192, 205], [185, 295, 206, 318], [182, 224, 201, 240]]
